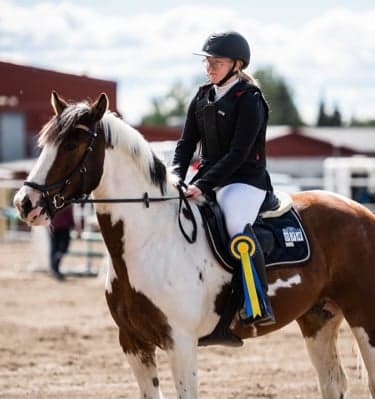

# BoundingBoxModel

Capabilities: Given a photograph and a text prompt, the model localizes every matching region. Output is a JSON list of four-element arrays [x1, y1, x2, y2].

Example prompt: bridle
[[23, 123, 197, 243], [24, 123, 99, 217]]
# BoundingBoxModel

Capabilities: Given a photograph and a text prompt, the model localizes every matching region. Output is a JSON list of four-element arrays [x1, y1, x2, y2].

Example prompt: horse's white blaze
[[267, 274, 301, 296], [13, 144, 58, 225], [28, 144, 58, 185], [351, 327, 375, 395]]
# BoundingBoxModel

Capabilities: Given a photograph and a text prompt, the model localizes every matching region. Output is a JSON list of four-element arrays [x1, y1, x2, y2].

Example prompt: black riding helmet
[[194, 31, 251, 69]]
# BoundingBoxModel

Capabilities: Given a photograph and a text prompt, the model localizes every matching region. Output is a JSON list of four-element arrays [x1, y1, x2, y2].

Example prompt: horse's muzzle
[[14, 193, 32, 220], [13, 189, 50, 226]]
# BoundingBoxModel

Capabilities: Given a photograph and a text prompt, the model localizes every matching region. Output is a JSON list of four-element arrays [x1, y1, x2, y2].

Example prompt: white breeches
[[216, 183, 266, 238]]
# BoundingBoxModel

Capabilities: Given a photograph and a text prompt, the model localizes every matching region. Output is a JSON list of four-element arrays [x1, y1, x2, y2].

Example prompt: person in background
[[172, 31, 275, 329], [49, 205, 75, 280]]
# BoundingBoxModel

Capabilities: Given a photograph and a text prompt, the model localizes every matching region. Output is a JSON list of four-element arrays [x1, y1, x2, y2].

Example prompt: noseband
[[24, 123, 99, 217]]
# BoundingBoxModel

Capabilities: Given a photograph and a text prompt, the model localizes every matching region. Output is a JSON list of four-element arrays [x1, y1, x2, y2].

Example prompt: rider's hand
[[185, 184, 202, 199]]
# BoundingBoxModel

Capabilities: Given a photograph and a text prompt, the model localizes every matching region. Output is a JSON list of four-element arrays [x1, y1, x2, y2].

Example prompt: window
[[0, 112, 26, 161]]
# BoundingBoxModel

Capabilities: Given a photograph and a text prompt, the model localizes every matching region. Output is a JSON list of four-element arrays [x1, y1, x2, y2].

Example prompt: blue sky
[[2, 0, 375, 124]]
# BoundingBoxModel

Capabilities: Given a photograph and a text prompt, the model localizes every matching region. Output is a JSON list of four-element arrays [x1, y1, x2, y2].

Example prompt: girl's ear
[[235, 60, 243, 71]]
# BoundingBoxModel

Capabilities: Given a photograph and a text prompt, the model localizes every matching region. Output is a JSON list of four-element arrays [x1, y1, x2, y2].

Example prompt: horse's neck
[[92, 140, 176, 228], [95, 147, 155, 197], [94, 144, 184, 288]]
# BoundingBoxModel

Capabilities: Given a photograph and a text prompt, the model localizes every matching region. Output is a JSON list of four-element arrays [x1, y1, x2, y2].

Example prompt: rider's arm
[[172, 96, 201, 181]]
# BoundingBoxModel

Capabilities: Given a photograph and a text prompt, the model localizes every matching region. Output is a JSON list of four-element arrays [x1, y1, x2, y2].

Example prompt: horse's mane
[[38, 102, 168, 194], [101, 112, 168, 194]]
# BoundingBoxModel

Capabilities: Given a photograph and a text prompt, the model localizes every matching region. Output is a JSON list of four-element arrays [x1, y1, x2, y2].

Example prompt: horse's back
[[292, 189, 375, 220], [292, 190, 375, 258]]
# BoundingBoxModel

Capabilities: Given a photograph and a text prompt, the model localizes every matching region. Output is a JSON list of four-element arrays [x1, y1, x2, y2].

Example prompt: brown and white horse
[[14, 92, 375, 399]]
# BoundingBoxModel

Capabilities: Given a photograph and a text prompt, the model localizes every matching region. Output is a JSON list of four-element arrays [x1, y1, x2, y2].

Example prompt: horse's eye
[[63, 142, 77, 151]]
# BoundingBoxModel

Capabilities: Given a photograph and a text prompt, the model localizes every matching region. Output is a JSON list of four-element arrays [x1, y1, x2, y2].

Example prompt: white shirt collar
[[213, 78, 240, 101]]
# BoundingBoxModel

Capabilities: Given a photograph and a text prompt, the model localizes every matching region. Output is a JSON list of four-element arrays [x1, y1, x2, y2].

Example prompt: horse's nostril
[[21, 195, 33, 218]]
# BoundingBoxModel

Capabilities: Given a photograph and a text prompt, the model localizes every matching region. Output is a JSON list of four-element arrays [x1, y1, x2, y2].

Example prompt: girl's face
[[203, 57, 235, 84]]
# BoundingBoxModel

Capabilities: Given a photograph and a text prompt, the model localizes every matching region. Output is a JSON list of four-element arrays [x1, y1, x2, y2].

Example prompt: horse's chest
[[97, 213, 173, 353]]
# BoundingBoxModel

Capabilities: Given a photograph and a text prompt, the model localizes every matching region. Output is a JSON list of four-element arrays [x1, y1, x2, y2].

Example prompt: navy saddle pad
[[198, 201, 310, 273]]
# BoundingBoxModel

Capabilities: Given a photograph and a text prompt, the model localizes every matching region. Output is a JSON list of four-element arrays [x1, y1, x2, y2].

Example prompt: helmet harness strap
[[217, 60, 239, 87]]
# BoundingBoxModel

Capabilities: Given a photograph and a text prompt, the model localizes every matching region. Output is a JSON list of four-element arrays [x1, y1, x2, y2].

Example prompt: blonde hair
[[238, 70, 258, 86], [235, 60, 258, 86]]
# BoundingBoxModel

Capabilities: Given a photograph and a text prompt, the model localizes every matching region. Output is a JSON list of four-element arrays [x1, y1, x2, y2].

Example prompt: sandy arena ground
[[0, 238, 372, 399]]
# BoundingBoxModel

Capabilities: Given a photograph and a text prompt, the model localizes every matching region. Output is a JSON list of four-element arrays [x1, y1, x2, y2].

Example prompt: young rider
[[172, 31, 275, 327]]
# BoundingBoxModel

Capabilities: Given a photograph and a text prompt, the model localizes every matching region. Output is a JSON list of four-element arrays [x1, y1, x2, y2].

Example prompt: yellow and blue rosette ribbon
[[230, 234, 264, 318]]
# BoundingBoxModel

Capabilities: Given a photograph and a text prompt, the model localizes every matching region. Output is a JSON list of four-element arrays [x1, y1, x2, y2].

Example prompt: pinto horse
[[14, 92, 375, 399]]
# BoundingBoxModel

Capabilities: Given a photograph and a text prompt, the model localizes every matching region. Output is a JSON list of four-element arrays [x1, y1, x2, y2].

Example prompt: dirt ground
[[0, 239, 372, 399]]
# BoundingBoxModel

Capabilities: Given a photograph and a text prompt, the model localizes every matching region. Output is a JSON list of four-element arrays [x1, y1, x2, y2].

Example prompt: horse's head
[[13, 91, 108, 226]]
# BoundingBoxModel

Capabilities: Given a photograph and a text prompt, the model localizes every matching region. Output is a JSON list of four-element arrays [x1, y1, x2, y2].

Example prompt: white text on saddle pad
[[268, 274, 302, 297], [282, 227, 304, 247]]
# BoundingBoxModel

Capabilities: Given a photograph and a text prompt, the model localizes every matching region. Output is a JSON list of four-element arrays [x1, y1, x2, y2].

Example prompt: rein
[[68, 183, 197, 244], [68, 192, 180, 207]]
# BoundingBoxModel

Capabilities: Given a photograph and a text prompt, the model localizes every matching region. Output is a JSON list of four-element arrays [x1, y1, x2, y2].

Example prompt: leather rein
[[23, 123, 197, 244]]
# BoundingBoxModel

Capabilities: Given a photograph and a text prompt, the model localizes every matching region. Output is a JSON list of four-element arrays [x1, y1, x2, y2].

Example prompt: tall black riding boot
[[198, 271, 244, 347], [241, 224, 275, 326]]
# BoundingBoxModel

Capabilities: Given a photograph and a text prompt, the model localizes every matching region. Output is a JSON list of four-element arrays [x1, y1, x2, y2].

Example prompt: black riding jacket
[[172, 79, 273, 193]]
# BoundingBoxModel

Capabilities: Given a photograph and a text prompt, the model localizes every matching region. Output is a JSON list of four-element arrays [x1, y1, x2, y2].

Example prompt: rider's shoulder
[[234, 80, 262, 97], [196, 83, 213, 99]]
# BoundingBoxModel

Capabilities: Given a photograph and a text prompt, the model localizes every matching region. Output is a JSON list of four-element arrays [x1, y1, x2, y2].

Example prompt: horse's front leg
[[120, 332, 164, 399], [167, 328, 198, 399]]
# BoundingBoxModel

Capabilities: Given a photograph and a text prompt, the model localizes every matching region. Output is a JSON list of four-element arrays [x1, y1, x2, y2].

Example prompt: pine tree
[[317, 99, 329, 126], [254, 67, 303, 126], [331, 104, 342, 127], [316, 99, 343, 127]]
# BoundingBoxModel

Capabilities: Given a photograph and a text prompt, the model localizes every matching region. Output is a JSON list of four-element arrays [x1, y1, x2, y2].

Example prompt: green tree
[[350, 115, 375, 127], [317, 99, 329, 126], [253, 67, 303, 126], [316, 98, 343, 127], [141, 81, 191, 126], [141, 67, 304, 126], [141, 98, 168, 126], [331, 104, 342, 127]]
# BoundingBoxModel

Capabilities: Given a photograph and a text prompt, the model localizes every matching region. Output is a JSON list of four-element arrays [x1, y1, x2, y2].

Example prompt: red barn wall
[[266, 131, 357, 157], [0, 61, 118, 157]]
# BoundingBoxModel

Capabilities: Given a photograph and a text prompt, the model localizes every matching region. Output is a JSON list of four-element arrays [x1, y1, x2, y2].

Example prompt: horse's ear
[[91, 93, 108, 121], [51, 91, 68, 115]]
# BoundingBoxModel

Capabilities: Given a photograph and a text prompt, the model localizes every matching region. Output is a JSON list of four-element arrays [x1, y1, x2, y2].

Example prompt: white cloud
[[0, 1, 374, 124]]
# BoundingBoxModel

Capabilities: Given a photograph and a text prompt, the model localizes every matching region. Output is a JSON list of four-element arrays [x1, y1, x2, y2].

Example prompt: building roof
[[303, 127, 375, 153], [266, 126, 375, 157]]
